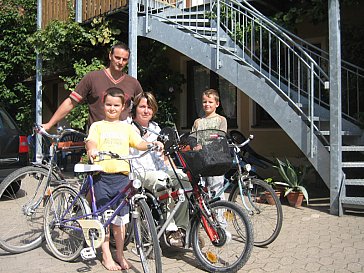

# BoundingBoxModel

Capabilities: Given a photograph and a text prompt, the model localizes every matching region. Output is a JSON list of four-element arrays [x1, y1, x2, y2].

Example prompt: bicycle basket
[[179, 129, 233, 177]]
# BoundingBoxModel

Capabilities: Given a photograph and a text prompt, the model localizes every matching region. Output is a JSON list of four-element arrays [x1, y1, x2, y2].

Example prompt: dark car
[[0, 106, 29, 182]]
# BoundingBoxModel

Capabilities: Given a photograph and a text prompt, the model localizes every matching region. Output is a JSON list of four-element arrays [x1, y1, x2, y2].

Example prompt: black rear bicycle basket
[[179, 129, 233, 177]]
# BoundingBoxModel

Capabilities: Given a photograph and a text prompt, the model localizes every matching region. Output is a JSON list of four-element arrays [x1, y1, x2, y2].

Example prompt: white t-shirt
[[129, 121, 168, 173]]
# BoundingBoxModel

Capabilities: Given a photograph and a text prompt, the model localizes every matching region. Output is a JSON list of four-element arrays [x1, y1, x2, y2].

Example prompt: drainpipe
[[129, 0, 138, 78], [35, 0, 42, 163], [328, 0, 342, 215]]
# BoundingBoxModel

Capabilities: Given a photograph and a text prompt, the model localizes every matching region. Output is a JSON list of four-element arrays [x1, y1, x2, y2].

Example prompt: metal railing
[[137, 0, 331, 155]]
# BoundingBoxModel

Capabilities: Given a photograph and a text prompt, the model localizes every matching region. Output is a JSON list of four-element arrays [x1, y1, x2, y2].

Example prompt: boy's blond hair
[[202, 89, 220, 103]]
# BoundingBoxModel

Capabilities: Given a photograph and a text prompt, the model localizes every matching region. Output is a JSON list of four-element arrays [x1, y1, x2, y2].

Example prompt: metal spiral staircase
[[134, 0, 364, 214]]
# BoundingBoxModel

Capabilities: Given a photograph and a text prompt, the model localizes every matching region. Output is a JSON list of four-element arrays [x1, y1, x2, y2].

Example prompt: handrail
[[136, 0, 329, 147]]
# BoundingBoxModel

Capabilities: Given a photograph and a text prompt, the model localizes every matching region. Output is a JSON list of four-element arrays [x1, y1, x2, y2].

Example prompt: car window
[[0, 109, 16, 130]]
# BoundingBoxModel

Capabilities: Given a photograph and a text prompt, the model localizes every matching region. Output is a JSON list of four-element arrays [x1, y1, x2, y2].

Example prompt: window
[[187, 61, 237, 128], [252, 103, 278, 128]]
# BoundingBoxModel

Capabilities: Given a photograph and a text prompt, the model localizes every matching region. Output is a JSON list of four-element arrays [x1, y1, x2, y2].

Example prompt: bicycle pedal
[[80, 247, 96, 260], [103, 209, 114, 222]]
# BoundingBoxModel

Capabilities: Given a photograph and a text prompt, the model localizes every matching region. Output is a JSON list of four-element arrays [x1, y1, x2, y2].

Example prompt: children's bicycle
[[0, 124, 85, 253], [125, 127, 254, 272], [43, 149, 162, 272]]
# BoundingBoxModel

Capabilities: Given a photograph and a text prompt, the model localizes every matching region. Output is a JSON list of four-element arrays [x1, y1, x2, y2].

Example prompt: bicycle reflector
[[133, 179, 142, 189]]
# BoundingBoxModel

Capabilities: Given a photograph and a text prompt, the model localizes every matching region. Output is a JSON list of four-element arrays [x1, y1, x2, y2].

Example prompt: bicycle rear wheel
[[0, 166, 50, 253], [229, 178, 283, 247], [191, 200, 254, 272], [44, 186, 87, 261], [132, 199, 162, 273]]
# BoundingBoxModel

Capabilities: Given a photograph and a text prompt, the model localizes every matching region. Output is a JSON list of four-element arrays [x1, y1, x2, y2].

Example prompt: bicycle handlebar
[[34, 124, 85, 142], [94, 144, 161, 162]]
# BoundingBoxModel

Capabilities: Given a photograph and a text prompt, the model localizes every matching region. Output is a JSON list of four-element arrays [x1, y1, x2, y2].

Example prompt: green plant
[[273, 158, 309, 205]]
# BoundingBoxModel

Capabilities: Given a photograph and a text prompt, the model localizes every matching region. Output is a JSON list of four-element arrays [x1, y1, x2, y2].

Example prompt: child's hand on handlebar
[[87, 148, 99, 162], [152, 141, 164, 152]]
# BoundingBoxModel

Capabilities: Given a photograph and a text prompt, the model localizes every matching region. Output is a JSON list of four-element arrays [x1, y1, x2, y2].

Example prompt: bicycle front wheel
[[229, 178, 283, 247], [44, 186, 87, 261], [132, 199, 162, 273], [0, 166, 50, 253], [191, 200, 254, 273]]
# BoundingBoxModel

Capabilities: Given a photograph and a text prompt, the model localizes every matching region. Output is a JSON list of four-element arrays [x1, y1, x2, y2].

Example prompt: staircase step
[[166, 18, 210, 23], [344, 179, 364, 186], [342, 162, 364, 168], [210, 44, 237, 53], [341, 196, 364, 206], [193, 34, 227, 43], [174, 11, 206, 16], [178, 25, 217, 32], [326, 145, 364, 151], [342, 146, 364, 152], [320, 130, 362, 136]]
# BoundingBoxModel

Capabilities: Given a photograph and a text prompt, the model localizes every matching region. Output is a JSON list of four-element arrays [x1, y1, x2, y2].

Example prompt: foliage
[[273, 158, 309, 204], [0, 0, 37, 133], [59, 58, 105, 131], [28, 11, 120, 75]]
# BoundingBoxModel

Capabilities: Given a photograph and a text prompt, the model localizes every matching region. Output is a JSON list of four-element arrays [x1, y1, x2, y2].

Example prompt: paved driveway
[[1, 200, 363, 273]]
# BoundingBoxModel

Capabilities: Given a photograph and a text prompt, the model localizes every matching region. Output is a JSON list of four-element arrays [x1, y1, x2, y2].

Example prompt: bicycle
[[125, 127, 254, 272], [0, 124, 86, 253], [224, 134, 283, 247], [43, 149, 162, 272]]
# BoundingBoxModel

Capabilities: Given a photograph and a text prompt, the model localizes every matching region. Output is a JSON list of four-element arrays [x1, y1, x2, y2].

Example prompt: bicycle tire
[[44, 186, 87, 261], [190, 200, 254, 272], [0, 166, 50, 253], [229, 178, 283, 247], [133, 199, 162, 273]]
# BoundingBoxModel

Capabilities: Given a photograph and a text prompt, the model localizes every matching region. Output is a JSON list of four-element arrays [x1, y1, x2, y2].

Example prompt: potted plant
[[273, 158, 309, 207], [262, 178, 283, 205]]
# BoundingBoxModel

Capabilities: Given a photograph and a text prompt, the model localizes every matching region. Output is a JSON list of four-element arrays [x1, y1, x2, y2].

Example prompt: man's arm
[[42, 98, 77, 130]]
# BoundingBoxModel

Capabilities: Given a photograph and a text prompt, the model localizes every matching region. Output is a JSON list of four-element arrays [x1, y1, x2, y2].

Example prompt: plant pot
[[286, 191, 304, 208], [274, 185, 287, 203], [265, 191, 281, 205]]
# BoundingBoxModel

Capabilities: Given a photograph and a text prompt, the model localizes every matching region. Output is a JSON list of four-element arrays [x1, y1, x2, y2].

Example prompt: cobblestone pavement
[[1, 199, 363, 273]]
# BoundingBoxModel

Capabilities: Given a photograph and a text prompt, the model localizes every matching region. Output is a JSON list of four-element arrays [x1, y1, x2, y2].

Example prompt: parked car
[[0, 106, 29, 183]]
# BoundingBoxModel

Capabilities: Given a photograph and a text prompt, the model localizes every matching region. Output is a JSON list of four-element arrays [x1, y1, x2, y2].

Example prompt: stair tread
[[178, 25, 217, 32], [341, 196, 364, 205], [164, 18, 210, 23], [344, 179, 364, 185], [326, 145, 364, 151], [193, 34, 227, 42], [320, 130, 362, 136], [342, 162, 364, 168], [342, 146, 364, 151]]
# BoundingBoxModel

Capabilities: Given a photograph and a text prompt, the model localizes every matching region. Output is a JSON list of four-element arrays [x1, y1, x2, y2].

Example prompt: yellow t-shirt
[[86, 120, 143, 173]]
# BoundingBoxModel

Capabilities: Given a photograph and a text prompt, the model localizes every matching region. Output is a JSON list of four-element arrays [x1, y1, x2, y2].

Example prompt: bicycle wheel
[[0, 166, 50, 253], [44, 186, 87, 261], [191, 200, 253, 272], [132, 199, 162, 273], [229, 178, 283, 247]]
